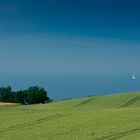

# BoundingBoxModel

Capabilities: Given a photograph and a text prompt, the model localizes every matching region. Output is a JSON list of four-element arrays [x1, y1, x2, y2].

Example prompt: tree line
[[0, 86, 51, 105]]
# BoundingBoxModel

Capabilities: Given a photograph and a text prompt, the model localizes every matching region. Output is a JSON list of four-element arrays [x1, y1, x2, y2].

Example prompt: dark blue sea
[[0, 74, 140, 100]]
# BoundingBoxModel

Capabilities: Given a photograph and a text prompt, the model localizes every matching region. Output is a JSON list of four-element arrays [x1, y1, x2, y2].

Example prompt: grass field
[[0, 92, 140, 140]]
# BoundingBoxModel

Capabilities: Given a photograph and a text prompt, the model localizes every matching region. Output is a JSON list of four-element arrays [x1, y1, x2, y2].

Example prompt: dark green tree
[[0, 85, 14, 102], [25, 86, 49, 104], [14, 90, 27, 104], [0, 85, 50, 104]]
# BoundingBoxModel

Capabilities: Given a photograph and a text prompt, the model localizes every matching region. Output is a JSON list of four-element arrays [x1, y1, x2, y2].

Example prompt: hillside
[[0, 91, 140, 140]]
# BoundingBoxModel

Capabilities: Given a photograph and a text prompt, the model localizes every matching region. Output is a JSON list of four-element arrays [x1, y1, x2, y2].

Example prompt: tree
[[25, 86, 49, 104], [14, 90, 27, 104], [0, 85, 14, 102], [0, 85, 50, 104]]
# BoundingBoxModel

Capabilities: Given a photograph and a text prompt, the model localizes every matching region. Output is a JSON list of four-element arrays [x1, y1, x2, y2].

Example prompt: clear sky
[[0, 0, 140, 75]]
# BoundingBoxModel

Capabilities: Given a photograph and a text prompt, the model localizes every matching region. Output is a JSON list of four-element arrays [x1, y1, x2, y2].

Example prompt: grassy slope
[[0, 92, 140, 140]]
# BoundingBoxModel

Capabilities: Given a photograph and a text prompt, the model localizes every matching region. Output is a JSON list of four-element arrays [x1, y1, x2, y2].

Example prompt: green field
[[1, 92, 140, 140]]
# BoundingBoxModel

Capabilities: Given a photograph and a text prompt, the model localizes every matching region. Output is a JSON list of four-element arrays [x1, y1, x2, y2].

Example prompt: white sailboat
[[132, 73, 136, 80]]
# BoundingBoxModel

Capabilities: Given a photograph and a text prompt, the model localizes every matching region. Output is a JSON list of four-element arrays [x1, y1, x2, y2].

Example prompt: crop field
[[0, 92, 140, 140], [0, 102, 19, 107]]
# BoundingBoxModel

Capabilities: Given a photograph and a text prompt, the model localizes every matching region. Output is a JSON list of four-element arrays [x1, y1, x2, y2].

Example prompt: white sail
[[132, 73, 136, 80]]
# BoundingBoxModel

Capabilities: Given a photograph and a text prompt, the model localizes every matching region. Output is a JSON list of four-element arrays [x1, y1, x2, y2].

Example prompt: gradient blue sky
[[0, 0, 140, 75]]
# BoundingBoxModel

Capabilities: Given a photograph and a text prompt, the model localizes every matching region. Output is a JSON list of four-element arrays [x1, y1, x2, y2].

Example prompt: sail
[[132, 73, 136, 80]]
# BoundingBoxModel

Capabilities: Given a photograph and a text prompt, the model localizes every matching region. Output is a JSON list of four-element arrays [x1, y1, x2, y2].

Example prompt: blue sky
[[0, 0, 140, 75]]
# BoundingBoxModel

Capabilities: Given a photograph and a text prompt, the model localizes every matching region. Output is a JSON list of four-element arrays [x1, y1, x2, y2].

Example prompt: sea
[[0, 74, 140, 100]]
